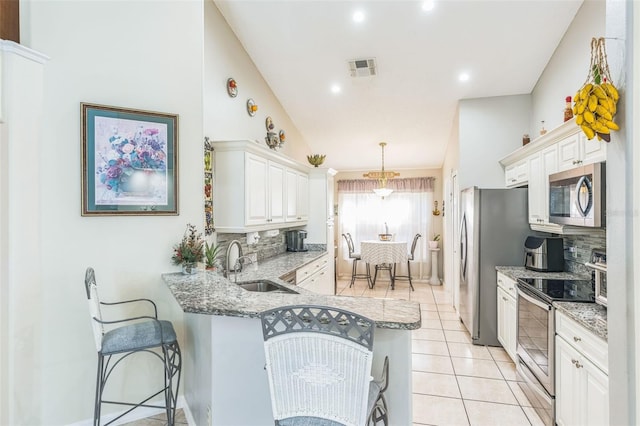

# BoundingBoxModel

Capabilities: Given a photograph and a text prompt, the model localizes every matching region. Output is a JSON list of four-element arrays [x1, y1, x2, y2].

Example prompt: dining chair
[[342, 233, 372, 288], [393, 233, 421, 291], [260, 305, 389, 425], [84, 267, 182, 426]]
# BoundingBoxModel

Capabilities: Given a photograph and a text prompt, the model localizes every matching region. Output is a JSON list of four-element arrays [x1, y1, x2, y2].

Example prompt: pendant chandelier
[[362, 142, 399, 198]]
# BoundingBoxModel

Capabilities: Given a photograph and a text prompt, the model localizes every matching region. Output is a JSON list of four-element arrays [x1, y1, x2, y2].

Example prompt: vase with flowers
[[172, 223, 204, 274]]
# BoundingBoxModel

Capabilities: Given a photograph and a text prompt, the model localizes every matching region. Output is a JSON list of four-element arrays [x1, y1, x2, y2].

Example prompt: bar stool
[[84, 267, 182, 425], [342, 233, 372, 288], [393, 233, 421, 291], [260, 305, 389, 425]]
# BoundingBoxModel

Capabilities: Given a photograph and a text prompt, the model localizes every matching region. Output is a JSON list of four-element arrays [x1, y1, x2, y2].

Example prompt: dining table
[[360, 240, 408, 289]]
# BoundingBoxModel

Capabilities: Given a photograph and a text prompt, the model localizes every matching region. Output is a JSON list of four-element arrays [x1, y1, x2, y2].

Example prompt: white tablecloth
[[360, 240, 408, 265]]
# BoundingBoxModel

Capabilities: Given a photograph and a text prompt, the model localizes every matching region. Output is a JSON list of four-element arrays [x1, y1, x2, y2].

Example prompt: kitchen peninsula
[[162, 251, 421, 425]]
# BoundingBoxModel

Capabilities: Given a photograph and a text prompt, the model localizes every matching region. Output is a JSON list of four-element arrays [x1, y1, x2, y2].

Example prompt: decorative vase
[[181, 262, 197, 275], [428, 241, 439, 249]]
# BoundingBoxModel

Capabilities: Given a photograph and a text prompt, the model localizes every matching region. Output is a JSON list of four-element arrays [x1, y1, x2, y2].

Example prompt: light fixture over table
[[363, 142, 400, 198]]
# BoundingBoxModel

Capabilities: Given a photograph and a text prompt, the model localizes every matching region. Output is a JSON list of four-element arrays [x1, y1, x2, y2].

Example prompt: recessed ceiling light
[[459, 72, 470, 82], [331, 84, 341, 94], [422, 1, 435, 12], [353, 10, 365, 23]]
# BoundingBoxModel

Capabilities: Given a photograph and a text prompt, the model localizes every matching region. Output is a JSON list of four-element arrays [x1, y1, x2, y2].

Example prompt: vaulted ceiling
[[215, 0, 583, 171]]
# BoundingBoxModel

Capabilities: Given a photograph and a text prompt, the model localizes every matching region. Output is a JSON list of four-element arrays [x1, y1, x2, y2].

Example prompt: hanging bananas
[[572, 38, 620, 142]]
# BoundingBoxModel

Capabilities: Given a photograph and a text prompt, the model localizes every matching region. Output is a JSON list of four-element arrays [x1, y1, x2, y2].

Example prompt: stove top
[[517, 277, 595, 303]]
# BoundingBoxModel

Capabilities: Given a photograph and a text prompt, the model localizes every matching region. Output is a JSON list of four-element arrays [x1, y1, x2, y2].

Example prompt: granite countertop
[[495, 266, 589, 281], [554, 302, 608, 341], [162, 251, 421, 330], [496, 265, 607, 341]]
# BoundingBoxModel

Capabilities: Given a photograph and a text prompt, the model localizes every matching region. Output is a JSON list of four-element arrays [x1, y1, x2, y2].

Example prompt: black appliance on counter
[[286, 230, 308, 252], [515, 276, 595, 426], [524, 236, 564, 272]]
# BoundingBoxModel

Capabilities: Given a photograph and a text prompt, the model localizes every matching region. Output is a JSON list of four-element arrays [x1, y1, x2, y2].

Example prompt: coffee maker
[[286, 230, 308, 252]]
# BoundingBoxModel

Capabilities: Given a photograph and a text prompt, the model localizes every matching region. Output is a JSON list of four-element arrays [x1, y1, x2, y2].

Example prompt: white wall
[[531, 0, 606, 134], [458, 94, 532, 191]]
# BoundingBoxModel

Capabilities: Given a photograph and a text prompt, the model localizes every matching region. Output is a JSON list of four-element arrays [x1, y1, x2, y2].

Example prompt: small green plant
[[204, 241, 223, 269], [432, 233, 441, 241]]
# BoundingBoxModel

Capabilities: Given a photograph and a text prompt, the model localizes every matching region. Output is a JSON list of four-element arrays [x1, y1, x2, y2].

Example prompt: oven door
[[516, 285, 554, 395]]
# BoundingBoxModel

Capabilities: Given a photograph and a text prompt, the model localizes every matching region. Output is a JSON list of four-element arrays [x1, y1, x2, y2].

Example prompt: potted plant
[[429, 233, 440, 249], [171, 223, 204, 274], [204, 241, 223, 271]]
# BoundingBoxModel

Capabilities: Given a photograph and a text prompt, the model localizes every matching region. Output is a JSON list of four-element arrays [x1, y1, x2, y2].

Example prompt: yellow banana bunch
[[572, 81, 620, 142]]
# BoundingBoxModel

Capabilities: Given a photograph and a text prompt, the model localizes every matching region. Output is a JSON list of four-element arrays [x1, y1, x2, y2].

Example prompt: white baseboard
[[68, 396, 192, 426]]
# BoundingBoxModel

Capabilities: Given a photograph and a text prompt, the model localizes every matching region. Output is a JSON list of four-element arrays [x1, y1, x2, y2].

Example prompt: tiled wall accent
[[562, 232, 606, 275], [217, 232, 287, 262]]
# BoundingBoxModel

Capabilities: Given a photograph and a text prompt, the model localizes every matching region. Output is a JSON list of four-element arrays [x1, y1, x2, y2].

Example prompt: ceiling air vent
[[348, 58, 377, 78]]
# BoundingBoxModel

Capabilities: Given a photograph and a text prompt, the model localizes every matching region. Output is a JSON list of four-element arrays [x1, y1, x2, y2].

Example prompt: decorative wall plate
[[246, 99, 257, 116], [226, 78, 238, 97], [265, 116, 275, 131]]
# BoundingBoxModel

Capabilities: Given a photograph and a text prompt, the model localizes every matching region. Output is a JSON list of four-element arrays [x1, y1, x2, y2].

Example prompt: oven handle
[[585, 261, 607, 273], [518, 286, 552, 311]]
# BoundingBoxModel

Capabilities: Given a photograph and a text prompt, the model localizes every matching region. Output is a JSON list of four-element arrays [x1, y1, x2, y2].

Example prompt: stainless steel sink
[[237, 280, 298, 294]]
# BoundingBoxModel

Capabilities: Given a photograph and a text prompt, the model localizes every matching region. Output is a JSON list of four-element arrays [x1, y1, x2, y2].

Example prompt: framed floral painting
[[81, 103, 179, 216]]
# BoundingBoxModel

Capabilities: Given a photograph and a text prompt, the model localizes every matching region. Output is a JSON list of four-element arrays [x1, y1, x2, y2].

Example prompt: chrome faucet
[[225, 240, 243, 279], [225, 240, 255, 282]]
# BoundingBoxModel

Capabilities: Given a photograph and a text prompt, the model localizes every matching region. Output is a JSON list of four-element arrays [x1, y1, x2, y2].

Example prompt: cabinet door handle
[[509, 287, 514, 291], [502, 297, 508, 301], [573, 336, 582, 342], [571, 359, 583, 368], [498, 279, 503, 285]]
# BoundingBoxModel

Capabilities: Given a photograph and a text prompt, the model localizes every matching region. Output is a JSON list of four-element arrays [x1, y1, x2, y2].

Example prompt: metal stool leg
[[407, 260, 415, 291], [350, 258, 358, 287]]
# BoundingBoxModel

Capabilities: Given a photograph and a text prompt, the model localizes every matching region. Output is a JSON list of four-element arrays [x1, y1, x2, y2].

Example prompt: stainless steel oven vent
[[348, 58, 377, 77]]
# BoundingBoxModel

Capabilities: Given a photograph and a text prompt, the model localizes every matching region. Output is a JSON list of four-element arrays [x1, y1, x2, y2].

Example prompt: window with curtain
[[337, 177, 435, 280]]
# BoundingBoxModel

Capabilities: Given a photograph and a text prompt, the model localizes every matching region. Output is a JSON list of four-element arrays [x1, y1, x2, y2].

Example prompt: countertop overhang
[[163, 251, 422, 330]]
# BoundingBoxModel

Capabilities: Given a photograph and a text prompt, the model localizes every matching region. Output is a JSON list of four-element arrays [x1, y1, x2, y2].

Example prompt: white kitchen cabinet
[[496, 272, 517, 362], [296, 253, 333, 295], [213, 140, 310, 232], [285, 168, 309, 222], [505, 159, 528, 188], [557, 132, 606, 172], [528, 145, 558, 226], [555, 311, 609, 426]]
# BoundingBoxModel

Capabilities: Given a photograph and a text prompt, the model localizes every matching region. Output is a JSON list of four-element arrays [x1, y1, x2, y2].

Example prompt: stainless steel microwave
[[548, 162, 605, 227]]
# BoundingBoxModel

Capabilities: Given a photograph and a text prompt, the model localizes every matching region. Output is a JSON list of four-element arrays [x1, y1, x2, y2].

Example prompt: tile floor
[[335, 275, 544, 426], [127, 275, 545, 426]]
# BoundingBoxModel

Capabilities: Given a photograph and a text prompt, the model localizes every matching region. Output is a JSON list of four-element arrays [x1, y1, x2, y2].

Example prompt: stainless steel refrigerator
[[459, 187, 530, 346]]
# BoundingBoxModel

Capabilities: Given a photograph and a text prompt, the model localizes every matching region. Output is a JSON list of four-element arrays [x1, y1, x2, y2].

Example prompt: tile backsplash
[[562, 232, 606, 275], [217, 232, 287, 262]]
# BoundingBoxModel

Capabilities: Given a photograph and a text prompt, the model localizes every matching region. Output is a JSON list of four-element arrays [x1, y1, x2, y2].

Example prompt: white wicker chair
[[260, 305, 388, 426]]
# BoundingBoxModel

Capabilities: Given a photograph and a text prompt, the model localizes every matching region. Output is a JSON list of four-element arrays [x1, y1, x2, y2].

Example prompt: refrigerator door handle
[[460, 213, 468, 281]]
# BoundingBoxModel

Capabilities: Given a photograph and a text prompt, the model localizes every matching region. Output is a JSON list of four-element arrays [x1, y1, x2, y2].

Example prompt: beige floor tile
[[496, 361, 518, 381], [436, 303, 456, 313], [464, 400, 531, 426], [412, 353, 455, 375], [457, 376, 519, 405], [451, 357, 503, 379], [444, 330, 472, 344], [412, 394, 470, 426], [507, 381, 532, 407], [522, 406, 546, 426], [412, 328, 446, 341], [412, 339, 450, 356], [439, 311, 461, 321], [488, 346, 512, 362], [447, 342, 492, 360], [421, 319, 443, 329], [420, 303, 439, 312], [413, 371, 462, 398], [441, 319, 467, 331], [421, 310, 441, 320]]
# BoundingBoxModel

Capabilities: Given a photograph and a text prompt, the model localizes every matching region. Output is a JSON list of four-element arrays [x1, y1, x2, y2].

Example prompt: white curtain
[[337, 177, 435, 280]]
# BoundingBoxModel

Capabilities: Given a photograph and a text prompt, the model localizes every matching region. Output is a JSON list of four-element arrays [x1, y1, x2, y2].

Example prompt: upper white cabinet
[[213, 140, 310, 233], [499, 119, 606, 235], [557, 133, 606, 172], [285, 169, 309, 222]]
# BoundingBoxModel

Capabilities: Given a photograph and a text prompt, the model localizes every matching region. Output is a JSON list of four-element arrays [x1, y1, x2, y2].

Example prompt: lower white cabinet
[[296, 254, 333, 295], [555, 311, 609, 426], [496, 272, 517, 362]]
